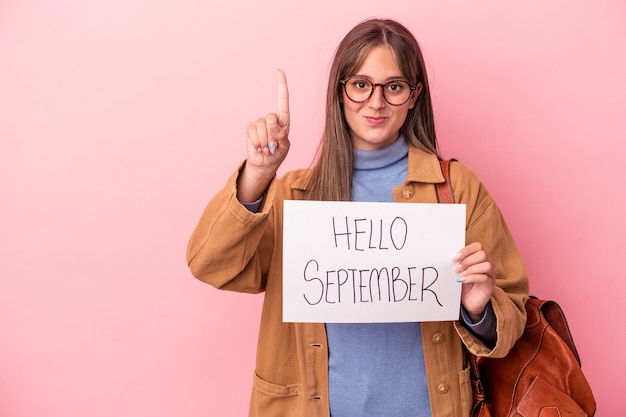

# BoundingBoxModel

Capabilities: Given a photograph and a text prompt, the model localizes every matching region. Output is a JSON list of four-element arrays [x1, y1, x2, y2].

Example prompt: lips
[[364, 116, 388, 125]]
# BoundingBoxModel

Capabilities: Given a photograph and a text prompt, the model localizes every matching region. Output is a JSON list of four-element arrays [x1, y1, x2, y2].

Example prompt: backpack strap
[[435, 159, 456, 204]]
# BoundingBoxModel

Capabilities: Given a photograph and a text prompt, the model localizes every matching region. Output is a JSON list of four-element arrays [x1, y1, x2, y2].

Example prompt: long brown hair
[[307, 18, 439, 201]]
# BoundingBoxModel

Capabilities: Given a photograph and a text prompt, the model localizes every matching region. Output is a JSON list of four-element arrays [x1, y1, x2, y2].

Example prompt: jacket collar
[[405, 145, 445, 184]]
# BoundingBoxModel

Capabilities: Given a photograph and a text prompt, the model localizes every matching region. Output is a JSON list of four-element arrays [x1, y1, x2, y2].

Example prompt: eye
[[386, 82, 405, 94], [351, 79, 371, 90]]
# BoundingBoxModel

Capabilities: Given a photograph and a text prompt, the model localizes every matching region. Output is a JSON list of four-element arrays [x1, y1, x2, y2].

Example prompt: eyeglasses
[[339, 77, 417, 106]]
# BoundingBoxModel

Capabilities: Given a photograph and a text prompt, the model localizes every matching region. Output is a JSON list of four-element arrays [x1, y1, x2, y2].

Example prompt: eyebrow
[[351, 74, 408, 83]]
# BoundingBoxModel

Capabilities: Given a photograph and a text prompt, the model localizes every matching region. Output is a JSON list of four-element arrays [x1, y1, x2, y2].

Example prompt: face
[[342, 46, 419, 151]]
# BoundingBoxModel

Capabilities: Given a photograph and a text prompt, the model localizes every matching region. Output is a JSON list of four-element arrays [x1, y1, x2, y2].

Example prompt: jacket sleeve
[[450, 162, 529, 358], [186, 163, 277, 293]]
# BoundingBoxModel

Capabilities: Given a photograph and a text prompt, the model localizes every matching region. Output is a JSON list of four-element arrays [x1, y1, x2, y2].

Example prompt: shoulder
[[447, 160, 496, 210], [448, 160, 482, 186]]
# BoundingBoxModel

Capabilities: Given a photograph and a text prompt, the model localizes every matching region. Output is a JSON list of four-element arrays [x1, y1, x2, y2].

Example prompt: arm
[[186, 70, 291, 292], [451, 163, 529, 357], [186, 162, 278, 293]]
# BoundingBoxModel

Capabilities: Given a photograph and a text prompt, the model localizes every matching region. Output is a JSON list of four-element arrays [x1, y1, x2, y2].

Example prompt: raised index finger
[[277, 69, 290, 129]]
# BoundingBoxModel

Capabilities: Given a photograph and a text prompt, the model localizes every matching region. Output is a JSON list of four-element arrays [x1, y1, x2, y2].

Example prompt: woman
[[187, 18, 528, 417]]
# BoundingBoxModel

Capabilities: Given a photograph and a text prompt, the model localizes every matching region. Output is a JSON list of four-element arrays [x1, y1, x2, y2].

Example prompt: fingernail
[[454, 252, 462, 261], [456, 278, 464, 283], [268, 142, 276, 154]]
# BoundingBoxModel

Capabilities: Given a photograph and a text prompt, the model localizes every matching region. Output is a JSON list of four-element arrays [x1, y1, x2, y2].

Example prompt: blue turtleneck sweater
[[325, 137, 432, 417]]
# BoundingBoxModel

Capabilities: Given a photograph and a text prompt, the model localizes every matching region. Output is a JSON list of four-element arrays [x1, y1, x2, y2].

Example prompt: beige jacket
[[187, 146, 529, 417]]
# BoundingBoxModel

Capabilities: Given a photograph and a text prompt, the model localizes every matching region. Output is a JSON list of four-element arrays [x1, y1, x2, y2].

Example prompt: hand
[[245, 69, 290, 170], [237, 69, 291, 203], [454, 242, 496, 321]]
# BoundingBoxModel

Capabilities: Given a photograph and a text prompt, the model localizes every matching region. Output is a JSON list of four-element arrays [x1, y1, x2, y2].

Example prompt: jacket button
[[437, 383, 449, 394], [402, 188, 414, 199], [432, 333, 444, 344]]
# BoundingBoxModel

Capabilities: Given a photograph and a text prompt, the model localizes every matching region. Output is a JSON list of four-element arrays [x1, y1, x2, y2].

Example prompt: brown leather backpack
[[436, 160, 596, 417]]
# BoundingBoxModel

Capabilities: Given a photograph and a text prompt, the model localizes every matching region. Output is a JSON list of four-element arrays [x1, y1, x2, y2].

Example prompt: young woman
[[187, 18, 528, 417]]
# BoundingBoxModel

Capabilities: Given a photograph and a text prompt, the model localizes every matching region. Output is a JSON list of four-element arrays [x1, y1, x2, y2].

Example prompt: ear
[[408, 82, 423, 109]]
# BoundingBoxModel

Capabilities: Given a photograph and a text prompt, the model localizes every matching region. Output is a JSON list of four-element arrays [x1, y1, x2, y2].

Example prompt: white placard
[[283, 200, 466, 323]]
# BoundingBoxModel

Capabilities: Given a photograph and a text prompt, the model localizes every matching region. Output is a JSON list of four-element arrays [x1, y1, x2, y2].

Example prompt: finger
[[246, 124, 261, 154], [255, 118, 271, 152], [458, 262, 494, 279], [461, 250, 490, 267], [454, 242, 484, 262], [455, 246, 493, 277], [266, 114, 280, 155], [247, 119, 269, 154], [277, 69, 290, 130], [456, 253, 493, 274]]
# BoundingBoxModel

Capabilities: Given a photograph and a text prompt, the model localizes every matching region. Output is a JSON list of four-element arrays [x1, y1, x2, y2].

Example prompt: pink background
[[1, 1, 624, 415]]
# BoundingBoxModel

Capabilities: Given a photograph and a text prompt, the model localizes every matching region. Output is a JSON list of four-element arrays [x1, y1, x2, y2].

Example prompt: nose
[[368, 84, 386, 109]]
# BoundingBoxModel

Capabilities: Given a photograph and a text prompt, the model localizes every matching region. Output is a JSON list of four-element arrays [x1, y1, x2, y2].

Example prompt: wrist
[[237, 164, 274, 203], [467, 310, 485, 323]]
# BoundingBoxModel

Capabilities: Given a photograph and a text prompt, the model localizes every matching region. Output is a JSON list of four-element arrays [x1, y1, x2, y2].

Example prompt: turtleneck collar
[[353, 136, 409, 171]]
